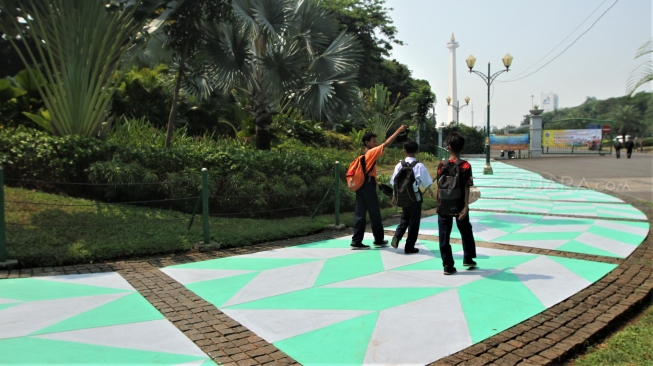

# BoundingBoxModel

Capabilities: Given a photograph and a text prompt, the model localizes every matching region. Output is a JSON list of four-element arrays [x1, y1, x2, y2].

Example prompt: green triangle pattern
[[0, 278, 129, 302], [313, 251, 385, 287], [556, 241, 620, 258], [168, 257, 319, 270], [0, 303, 20, 312], [588, 226, 646, 245], [458, 277, 546, 343], [226, 287, 449, 311], [548, 256, 617, 283], [294, 238, 354, 248], [186, 271, 260, 308], [459, 270, 545, 307], [275, 312, 379, 366], [467, 255, 538, 270], [32, 293, 164, 336], [0, 336, 205, 365]]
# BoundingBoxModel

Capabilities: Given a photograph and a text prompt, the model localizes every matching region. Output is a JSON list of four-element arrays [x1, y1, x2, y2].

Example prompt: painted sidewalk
[[386, 159, 649, 258], [162, 235, 616, 366], [0, 272, 215, 366]]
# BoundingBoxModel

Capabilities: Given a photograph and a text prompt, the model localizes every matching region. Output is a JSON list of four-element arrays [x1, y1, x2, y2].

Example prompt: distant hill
[[527, 91, 653, 137]]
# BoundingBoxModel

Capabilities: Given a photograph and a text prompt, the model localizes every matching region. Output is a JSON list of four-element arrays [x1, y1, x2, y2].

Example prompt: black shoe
[[405, 248, 419, 255], [463, 258, 477, 267], [391, 236, 400, 249], [351, 242, 371, 250], [444, 265, 457, 275], [373, 240, 389, 248]]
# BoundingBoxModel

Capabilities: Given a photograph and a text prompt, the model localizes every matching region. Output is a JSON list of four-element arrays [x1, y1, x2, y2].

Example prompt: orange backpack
[[346, 154, 376, 191]]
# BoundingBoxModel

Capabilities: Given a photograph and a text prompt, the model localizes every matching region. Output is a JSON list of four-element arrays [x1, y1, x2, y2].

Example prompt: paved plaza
[[0, 158, 650, 365]]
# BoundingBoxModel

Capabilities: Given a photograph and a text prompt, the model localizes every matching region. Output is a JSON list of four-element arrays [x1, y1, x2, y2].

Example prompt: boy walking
[[436, 132, 477, 275], [350, 125, 408, 250], [390, 141, 434, 254]]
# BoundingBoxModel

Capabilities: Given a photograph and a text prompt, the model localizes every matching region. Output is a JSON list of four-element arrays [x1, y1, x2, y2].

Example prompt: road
[[504, 153, 653, 203]]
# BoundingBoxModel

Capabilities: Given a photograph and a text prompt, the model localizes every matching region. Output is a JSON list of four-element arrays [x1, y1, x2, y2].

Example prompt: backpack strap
[[360, 154, 376, 178], [408, 160, 419, 168], [453, 159, 465, 166]]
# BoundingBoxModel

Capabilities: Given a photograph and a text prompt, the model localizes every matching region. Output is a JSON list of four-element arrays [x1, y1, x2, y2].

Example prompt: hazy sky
[[384, 0, 652, 128]]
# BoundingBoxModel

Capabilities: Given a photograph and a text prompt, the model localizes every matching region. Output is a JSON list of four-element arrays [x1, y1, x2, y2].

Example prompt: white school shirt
[[389, 157, 434, 193]]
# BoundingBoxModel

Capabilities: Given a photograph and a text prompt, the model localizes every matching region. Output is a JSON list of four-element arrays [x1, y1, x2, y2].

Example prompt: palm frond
[[627, 62, 653, 96], [204, 22, 254, 92], [0, 0, 147, 136], [259, 38, 306, 97], [309, 31, 361, 78], [290, 0, 338, 56], [635, 38, 653, 58], [251, 0, 293, 41]]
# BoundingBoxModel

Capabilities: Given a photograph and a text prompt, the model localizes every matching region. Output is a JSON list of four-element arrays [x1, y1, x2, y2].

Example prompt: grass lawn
[[5, 183, 435, 267], [573, 300, 653, 365]]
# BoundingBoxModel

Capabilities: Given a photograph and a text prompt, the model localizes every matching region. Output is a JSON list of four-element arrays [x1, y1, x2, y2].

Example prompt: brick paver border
[[2, 195, 651, 366]]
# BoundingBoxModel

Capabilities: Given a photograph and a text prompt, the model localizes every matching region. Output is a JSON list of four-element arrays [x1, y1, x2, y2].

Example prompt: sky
[[384, 0, 653, 129]]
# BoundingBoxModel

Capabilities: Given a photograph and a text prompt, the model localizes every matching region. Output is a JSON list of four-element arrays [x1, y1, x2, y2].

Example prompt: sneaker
[[373, 240, 389, 248], [391, 236, 400, 249], [351, 243, 371, 250], [463, 258, 477, 267], [405, 248, 419, 255], [444, 265, 457, 275]]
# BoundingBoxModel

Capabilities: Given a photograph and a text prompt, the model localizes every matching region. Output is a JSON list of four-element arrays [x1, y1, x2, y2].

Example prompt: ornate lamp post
[[446, 95, 470, 129], [466, 53, 513, 175]]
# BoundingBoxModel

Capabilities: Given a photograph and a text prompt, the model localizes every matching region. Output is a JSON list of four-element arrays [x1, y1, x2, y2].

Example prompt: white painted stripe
[[574, 232, 638, 258]]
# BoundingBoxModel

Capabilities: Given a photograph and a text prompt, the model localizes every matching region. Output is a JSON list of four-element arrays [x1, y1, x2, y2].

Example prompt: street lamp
[[466, 53, 513, 175], [446, 95, 470, 130]]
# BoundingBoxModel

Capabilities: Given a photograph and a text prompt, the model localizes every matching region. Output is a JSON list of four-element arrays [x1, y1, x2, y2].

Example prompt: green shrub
[[641, 137, 653, 147], [322, 130, 353, 150], [0, 125, 360, 217]]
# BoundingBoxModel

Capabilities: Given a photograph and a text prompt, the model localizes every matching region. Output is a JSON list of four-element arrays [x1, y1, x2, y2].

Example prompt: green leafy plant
[[0, 0, 151, 136], [203, 0, 362, 150]]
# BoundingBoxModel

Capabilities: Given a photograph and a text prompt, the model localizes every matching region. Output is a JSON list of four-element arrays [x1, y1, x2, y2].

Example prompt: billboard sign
[[542, 129, 602, 149], [489, 133, 529, 150]]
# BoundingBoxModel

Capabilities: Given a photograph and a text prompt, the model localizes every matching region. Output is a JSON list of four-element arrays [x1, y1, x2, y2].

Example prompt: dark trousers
[[438, 213, 476, 267], [393, 202, 422, 251], [352, 178, 384, 244], [627, 148, 633, 158], [616, 148, 621, 158]]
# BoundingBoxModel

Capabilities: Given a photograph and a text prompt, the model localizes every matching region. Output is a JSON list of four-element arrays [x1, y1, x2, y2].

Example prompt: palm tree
[[628, 38, 652, 96], [203, 0, 362, 150], [611, 105, 644, 139]]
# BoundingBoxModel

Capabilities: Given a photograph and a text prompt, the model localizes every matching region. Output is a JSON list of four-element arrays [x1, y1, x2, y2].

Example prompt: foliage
[[640, 137, 653, 147], [361, 84, 410, 143], [322, 130, 353, 150], [5, 186, 398, 267], [0, 0, 153, 136], [0, 69, 47, 129], [628, 38, 653, 96], [0, 124, 360, 216], [204, 0, 362, 150], [349, 129, 365, 148], [320, 0, 401, 90], [611, 104, 646, 137], [157, 0, 233, 147]]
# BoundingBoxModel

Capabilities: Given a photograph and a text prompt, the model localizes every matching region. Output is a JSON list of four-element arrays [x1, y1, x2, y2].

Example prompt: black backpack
[[437, 160, 465, 215], [393, 161, 422, 207]]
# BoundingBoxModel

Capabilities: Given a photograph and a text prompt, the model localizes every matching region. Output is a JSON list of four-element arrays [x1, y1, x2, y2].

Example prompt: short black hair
[[362, 131, 377, 145], [445, 132, 465, 154], [404, 140, 419, 154]]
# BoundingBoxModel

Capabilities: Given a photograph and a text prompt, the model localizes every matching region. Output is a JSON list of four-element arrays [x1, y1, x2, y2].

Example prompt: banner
[[489, 133, 529, 150], [542, 129, 602, 149]]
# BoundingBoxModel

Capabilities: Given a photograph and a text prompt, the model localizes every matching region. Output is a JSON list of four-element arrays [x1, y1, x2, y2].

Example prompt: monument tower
[[446, 33, 459, 124]]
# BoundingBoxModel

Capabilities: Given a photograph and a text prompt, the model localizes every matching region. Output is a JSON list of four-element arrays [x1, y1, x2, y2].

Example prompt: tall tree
[[161, 0, 232, 148], [320, 0, 401, 89], [204, 0, 362, 150], [611, 104, 645, 138]]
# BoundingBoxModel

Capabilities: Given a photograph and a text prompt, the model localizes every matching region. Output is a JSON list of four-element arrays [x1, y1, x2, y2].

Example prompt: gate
[[542, 118, 614, 155]]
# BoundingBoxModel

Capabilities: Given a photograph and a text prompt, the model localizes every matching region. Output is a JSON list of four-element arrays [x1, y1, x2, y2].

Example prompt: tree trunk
[[164, 43, 189, 149], [255, 113, 272, 150]]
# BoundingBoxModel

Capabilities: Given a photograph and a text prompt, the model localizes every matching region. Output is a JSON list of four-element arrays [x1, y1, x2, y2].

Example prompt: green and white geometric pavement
[[0, 272, 215, 366], [162, 234, 616, 365], [477, 187, 624, 203], [470, 198, 646, 220], [388, 211, 649, 258], [386, 158, 649, 258]]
